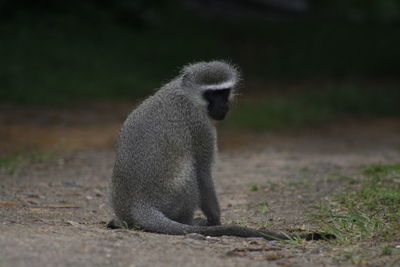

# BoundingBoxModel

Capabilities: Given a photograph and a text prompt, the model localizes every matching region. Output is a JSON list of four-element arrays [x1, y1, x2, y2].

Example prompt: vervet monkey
[[108, 61, 333, 241]]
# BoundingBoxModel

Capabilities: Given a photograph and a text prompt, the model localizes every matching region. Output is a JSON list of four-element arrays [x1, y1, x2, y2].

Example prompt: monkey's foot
[[106, 218, 128, 229]]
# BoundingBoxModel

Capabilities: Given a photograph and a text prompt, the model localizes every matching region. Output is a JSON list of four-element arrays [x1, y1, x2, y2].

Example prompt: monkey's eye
[[203, 88, 231, 102]]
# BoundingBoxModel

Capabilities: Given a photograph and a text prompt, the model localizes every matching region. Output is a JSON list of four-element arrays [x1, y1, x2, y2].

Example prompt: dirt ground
[[1, 103, 400, 266]]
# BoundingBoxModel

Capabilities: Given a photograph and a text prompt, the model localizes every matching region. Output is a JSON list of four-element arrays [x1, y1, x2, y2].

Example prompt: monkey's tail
[[108, 208, 334, 241], [194, 225, 288, 240], [189, 225, 333, 241]]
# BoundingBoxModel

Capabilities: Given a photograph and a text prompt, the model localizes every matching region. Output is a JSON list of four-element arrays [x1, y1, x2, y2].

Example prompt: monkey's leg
[[174, 210, 195, 225], [129, 207, 197, 235]]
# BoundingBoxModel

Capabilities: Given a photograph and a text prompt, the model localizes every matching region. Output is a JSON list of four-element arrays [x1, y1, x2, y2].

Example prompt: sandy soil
[[1, 103, 400, 266]]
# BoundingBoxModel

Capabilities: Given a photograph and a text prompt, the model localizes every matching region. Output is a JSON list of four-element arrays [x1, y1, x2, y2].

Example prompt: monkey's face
[[203, 88, 231, 121]]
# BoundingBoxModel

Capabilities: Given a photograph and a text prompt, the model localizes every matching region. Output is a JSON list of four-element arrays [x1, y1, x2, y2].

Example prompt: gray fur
[[111, 61, 224, 229], [182, 61, 239, 86], [109, 60, 334, 241]]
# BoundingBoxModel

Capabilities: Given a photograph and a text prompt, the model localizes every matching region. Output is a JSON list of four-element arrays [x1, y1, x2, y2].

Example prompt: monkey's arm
[[193, 123, 221, 226], [197, 165, 221, 226]]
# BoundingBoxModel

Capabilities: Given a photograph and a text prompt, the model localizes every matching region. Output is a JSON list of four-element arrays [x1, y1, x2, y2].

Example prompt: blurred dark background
[[0, 0, 399, 132]]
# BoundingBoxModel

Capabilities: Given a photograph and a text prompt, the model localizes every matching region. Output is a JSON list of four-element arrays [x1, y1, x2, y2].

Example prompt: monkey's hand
[[207, 218, 221, 226], [200, 196, 221, 226], [206, 210, 221, 226], [200, 192, 221, 226]]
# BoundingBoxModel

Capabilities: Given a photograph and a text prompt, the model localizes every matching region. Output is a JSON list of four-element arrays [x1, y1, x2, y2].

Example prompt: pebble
[[186, 233, 206, 240]]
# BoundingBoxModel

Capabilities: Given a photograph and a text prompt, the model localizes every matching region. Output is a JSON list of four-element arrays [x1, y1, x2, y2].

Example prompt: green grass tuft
[[310, 163, 400, 243], [249, 184, 261, 191], [0, 151, 54, 174]]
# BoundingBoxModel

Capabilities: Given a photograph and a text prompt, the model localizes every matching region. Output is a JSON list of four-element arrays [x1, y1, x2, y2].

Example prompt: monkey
[[108, 60, 334, 241]]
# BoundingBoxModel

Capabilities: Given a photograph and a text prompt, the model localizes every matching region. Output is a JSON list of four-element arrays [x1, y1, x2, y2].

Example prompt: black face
[[203, 88, 231, 121]]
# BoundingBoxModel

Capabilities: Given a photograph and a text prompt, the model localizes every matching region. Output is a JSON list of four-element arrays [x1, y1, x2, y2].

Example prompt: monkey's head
[[180, 61, 240, 121]]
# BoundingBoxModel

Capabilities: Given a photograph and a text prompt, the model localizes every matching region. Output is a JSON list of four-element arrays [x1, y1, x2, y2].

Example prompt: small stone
[[186, 233, 206, 240], [20, 198, 39, 205], [65, 220, 80, 227], [62, 181, 83, 187], [265, 252, 280, 261], [225, 250, 240, 257], [93, 189, 103, 197], [311, 248, 320, 254], [25, 193, 41, 198], [248, 240, 260, 245]]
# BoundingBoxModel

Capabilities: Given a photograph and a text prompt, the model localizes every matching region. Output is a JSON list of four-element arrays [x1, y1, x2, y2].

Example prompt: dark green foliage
[[225, 85, 400, 129], [232, 20, 400, 80], [0, 2, 399, 110], [0, 12, 228, 104], [312, 0, 400, 23]]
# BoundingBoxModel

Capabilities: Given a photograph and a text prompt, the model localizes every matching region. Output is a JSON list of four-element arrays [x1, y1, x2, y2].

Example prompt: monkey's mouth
[[209, 109, 228, 121]]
